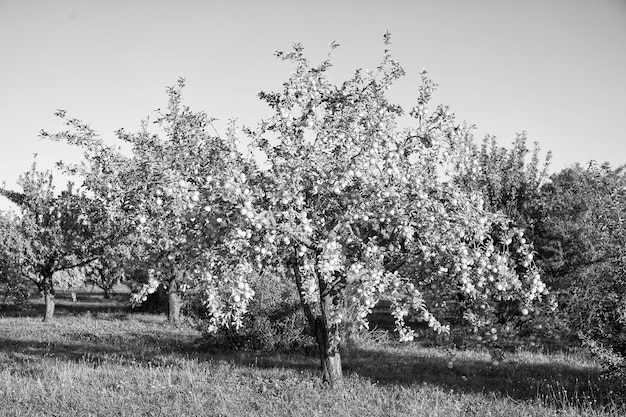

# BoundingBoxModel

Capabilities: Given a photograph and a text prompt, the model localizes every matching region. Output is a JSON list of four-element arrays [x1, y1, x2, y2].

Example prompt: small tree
[[44, 80, 255, 324], [0, 162, 103, 321], [83, 211, 139, 300], [53, 267, 86, 301], [84, 256, 124, 299]]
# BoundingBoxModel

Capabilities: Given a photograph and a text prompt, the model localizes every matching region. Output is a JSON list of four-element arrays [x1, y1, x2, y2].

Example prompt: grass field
[[0, 289, 624, 416]]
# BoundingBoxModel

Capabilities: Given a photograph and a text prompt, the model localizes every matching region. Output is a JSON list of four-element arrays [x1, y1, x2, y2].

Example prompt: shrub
[[0, 276, 33, 305], [566, 264, 626, 356], [538, 163, 626, 380], [194, 271, 315, 354]]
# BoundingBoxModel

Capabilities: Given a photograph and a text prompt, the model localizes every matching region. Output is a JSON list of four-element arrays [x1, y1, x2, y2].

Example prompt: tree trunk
[[293, 267, 343, 384], [44, 290, 55, 322], [315, 290, 344, 386], [314, 320, 343, 385], [292, 256, 344, 386], [41, 276, 55, 322], [167, 277, 181, 324], [103, 288, 112, 299]]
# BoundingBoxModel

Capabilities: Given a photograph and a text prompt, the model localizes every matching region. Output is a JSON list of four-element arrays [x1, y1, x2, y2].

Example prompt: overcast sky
[[1, 0, 625, 211]]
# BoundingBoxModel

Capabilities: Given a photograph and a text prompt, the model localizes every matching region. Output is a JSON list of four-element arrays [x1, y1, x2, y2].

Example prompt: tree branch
[[292, 251, 317, 330], [54, 256, 98, 272]]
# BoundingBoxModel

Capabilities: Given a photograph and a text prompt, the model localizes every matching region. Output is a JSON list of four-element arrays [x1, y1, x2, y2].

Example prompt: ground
[[0, 287, 623, 416]]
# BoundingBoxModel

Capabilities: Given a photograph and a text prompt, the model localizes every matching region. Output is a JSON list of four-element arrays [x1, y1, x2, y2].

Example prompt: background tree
[[44, 80, 256, 324], [454, 128, 626, 369], [535, 163, 626, 363], [453, 132, 552, 232], [0, 162, 103, 321], [534, 163, 620, 285], [80, 210, 140, 300], [451, 133, 556, 337], [84, 256, 125, 299], [0, 211, 33, 304], [53, 267, 86, 302]]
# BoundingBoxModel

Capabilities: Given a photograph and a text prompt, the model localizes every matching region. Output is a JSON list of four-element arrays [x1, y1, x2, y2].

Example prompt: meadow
[[0, 289, 624, 417]]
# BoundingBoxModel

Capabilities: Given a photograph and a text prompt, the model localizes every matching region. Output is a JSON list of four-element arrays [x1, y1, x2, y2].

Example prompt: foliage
[[43, 84, 256, 323], [81, 208, 139, 299], [0, 162, 108, 320], [40, 35, 552, 385], [454, 133, 551, 229], [535, 164, 622, 283], [82, 243, 134, 299], [231, 35, 552, 384], [535, 163, 626, 376], [195, 271, 314, 353], [0, 212, 33, 304]]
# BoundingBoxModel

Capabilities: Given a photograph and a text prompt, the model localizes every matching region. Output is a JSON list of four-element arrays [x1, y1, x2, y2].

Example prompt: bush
[[193, 271, 315, 354], [565, 264, 626, 356], [0, 276, 33, 305], [580, 332, 626, 393], [541, 164, 626, 381]]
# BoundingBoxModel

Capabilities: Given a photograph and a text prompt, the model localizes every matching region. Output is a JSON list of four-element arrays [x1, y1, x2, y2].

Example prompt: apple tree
[[79, 191, 140, 301], [124, 103, 255, 324], [213, 36, 552, 385], [83, 245, 130, 299], [44, 80, 257, 324], [0, 162, 104, 321]]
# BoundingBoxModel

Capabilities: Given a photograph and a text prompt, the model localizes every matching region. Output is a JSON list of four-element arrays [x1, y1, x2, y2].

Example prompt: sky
[[1, 0, 625, 211]]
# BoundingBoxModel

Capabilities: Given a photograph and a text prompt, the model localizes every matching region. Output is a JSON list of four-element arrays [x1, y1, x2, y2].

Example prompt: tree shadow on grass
[[0, 332, 321, 384], [0, 312, 622, 413], [189, 331, 623, 412], [341, 344, 623, 411], [0, 332, 199, 368], [228, 343, 622, 412]]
